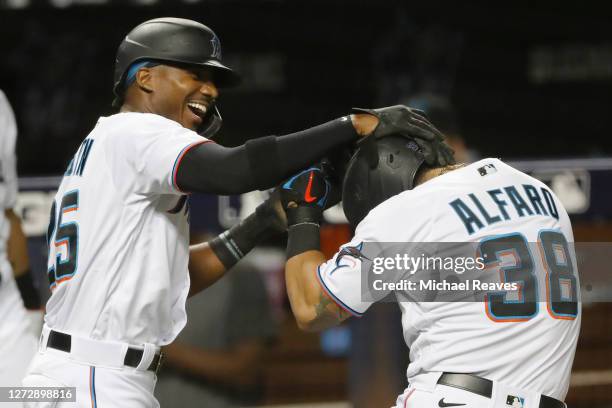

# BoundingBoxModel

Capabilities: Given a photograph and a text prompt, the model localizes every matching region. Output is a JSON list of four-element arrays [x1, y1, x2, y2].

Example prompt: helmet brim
[[197, 60, 241, 88], [144, 58, 241, 89]]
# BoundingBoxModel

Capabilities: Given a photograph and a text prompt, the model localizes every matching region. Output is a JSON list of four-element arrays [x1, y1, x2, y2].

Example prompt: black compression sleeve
[[176, 116, 357, 194], [274, 117, 356, 176]]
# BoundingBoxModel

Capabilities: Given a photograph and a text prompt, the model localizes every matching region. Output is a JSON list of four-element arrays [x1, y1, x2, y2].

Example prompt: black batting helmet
[[342, 135, 426, 228], [112, 17, 241, 137]]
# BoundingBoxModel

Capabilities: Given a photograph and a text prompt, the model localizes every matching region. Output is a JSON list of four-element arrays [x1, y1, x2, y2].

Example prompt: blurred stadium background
[[1, 1, 611, 407]]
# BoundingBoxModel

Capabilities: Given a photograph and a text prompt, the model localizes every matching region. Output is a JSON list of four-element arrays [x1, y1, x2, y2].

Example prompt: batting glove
[[280, 166, 331, 227]]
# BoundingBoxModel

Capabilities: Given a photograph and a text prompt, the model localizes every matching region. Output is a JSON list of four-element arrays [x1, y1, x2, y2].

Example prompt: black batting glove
[[280, 166, 331, 227], [352, 105, 456, 166]]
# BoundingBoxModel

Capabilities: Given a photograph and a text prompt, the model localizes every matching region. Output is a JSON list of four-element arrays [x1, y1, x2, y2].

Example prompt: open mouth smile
[[187, 101, 208, 119]]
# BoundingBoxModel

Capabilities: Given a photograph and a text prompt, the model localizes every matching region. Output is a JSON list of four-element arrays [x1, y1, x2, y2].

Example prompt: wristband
[[209, 199, 283, 269], [286, 223, 321, 258]]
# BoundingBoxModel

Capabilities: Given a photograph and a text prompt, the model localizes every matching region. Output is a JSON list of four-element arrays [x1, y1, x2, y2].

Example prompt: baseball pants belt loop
[[45, 328, 163, 374], [124, 343, 164, 373], [437, 373, 566, 408]]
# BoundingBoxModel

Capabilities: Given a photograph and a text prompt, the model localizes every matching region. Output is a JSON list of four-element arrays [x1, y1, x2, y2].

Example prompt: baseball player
[[279, 126, 579, 407], [21, 18, 450, 407], [0, 89, 41, 394]]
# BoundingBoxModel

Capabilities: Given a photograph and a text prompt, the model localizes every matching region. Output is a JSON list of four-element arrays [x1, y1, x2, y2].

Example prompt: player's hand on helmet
[[280, 165, 331, 227], [352, 105, 455, 167]]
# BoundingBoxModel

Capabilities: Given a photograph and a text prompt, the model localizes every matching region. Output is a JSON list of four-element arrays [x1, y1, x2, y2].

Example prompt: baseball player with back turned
[[21, 18, 451, 407], [0, 90, 42, 400], [279, 125, 579, 407]]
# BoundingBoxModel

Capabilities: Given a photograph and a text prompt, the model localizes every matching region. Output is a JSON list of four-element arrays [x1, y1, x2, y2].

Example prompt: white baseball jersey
[[44, 112, 208, 346], [0, 90, 37, 388], [318, 158, 580, 399]]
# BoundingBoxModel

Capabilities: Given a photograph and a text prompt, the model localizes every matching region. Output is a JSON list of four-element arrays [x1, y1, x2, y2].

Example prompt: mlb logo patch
[[406, 140, 421, 153], [506, 395, 525, 407], [477, 163, 497, 176]]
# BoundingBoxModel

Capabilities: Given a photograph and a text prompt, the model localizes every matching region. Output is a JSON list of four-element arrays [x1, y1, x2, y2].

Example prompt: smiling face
[[128, 64, 219, 131]]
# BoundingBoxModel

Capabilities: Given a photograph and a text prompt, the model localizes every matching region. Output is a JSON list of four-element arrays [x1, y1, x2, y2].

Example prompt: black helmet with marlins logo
[[112, 17, 241, 137]]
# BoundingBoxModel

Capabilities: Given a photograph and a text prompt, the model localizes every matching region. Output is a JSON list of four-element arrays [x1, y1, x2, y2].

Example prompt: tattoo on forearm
[[314, 294, 332, 317], [314, 292, 349, 322]]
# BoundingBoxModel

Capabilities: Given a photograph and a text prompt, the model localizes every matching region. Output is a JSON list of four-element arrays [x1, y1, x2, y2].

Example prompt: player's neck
[[120, 101, 144, 113], [415, 163, 465, 186], [120, 88, 152, 114]]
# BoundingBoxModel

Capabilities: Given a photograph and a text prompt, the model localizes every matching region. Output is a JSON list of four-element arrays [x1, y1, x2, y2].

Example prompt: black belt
[[47, 330, 163, 374], [438, 373, 566, 408]]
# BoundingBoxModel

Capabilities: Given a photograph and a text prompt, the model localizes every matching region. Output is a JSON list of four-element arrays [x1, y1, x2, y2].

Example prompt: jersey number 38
[[479, 230, 579, 322]]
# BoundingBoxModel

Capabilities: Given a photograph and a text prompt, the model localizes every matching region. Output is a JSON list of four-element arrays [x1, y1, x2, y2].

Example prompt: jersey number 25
[[47, 190, 79, 290]]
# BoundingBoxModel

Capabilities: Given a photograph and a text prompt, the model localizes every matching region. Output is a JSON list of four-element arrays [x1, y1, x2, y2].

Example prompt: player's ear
[[135, 68, 154, 93]]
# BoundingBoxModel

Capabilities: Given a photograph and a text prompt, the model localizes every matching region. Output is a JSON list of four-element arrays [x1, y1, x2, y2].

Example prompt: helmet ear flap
[[341, 149, 371, 228], [198, 105, 223, 139], [341, 135, 426, 228]]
